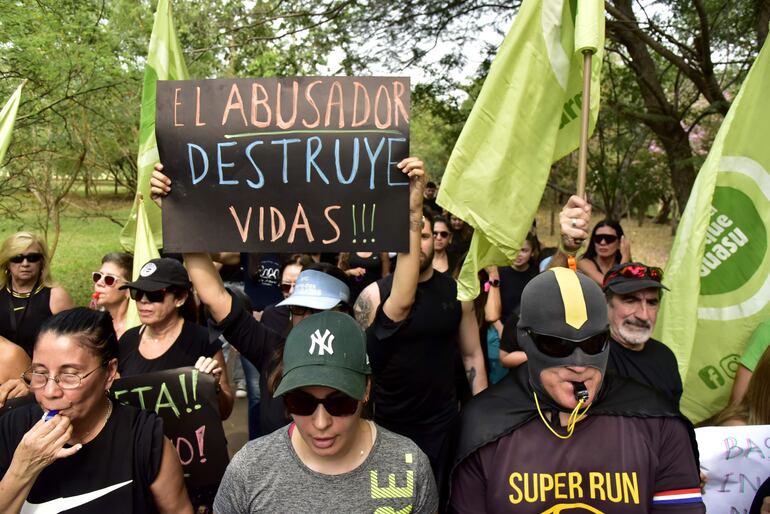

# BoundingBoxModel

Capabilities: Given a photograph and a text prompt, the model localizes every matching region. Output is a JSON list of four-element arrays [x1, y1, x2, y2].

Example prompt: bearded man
[[603, 262, 683, 404]]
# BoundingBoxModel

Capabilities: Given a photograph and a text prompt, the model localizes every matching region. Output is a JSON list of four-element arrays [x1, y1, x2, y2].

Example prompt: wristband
[[484, 279, 500, 292]]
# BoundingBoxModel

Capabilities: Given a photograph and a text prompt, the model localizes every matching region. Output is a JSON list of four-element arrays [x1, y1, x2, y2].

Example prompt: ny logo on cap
[[309, 329, 334, 356]]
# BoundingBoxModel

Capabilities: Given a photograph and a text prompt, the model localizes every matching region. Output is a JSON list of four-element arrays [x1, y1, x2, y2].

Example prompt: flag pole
[[576, 51, 594, 199]]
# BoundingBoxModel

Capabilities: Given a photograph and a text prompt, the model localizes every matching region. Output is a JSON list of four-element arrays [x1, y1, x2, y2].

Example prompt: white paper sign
[[696, 424, 770, 514]]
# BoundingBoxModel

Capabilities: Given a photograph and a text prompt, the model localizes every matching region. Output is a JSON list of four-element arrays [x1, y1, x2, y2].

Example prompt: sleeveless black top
[[0, 285, 53, 356]]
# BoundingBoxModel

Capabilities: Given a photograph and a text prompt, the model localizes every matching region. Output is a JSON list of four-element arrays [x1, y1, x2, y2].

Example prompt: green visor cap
[[273, 311, 372, 400]]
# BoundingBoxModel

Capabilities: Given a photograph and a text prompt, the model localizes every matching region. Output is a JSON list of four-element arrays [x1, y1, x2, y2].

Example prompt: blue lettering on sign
[[387, 137, 409, 186], [271, 138, 301, 184], [188, 143, 209, 185], [244, 140, 265, 189], [306, 136, 330, 184], [364, 137, 386, 191], [217, 141, 239, 185], [335, 138, 360, 184]]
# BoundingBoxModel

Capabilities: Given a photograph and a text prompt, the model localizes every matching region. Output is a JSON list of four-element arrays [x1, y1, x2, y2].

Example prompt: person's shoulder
[[645, 338, 678, 359], [376, 424, 424, 453], [120, 325, 142, 343], [231, 425, 289, 465], [0, 399, 41, 429]]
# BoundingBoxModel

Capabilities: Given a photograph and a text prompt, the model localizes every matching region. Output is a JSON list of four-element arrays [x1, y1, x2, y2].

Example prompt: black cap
[[120, 258, 191, 292], [602, 262, 669, 295]]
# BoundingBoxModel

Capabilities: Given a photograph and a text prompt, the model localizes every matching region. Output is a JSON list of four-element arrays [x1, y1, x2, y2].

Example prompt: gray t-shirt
[[214, 423, 438, 513]]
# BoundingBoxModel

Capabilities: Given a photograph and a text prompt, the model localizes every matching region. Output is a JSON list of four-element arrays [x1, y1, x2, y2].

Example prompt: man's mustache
[[623, 318, 651, 330]]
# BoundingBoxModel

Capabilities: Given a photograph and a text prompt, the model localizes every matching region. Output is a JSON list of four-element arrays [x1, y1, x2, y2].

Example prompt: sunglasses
[[129, 288, 169, 303], [528, 330, 608, 358], [9, 253, 43, 264], [92, 272, 124, 287], [603, 264, 663, 287], [283, 390, 360, 416], [593, 234, 618, 245], [280, 282, 295, 295], [433, 231, 449, 238]]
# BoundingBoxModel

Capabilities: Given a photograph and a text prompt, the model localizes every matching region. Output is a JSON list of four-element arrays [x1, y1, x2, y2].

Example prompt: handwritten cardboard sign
[[156, 77, 411, 252], [696, 424, 770, 513]]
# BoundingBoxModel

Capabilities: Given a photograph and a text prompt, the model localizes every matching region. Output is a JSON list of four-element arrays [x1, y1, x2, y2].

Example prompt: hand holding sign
[[150, 163, 171, 208]]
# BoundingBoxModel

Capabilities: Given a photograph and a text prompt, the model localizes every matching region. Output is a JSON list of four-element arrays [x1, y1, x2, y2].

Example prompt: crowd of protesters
[[0, 157, 768, 513]]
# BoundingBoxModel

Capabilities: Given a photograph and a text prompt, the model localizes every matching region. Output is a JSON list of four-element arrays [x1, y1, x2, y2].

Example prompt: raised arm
[[382, 157, 425, 323], [549, 195, 592, 269], [150, 164, 233, 323], [459, 300, 488, 395]]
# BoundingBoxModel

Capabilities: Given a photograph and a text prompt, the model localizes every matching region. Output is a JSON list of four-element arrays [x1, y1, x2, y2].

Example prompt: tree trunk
[[607, 0, 697, 209], [759, 0, 770, 49]]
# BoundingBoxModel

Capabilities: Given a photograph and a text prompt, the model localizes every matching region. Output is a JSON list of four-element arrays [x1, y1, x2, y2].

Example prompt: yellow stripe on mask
[[552, 268, 587, 329]]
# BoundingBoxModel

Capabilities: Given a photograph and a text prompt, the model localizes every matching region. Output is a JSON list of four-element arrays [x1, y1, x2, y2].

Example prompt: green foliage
[[0, 194, 130, 306]]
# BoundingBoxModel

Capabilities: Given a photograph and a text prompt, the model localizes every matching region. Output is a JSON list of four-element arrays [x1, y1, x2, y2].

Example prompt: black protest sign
[[111, 367, 228, 489], [156, 77, 411, 253]]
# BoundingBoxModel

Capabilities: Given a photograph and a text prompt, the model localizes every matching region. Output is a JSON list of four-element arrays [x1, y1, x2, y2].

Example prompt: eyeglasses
[[603, 264, 663, 287], [129, 288, 169, 303], [527, 330, 608, 358], [92, 272, 124, 287], [9, 253, 43, 264], [593, 234, 618, 245], [433, 231, 449, 238], [22, 364, 105, 390], [284, 390, 360, 416], [280, 282, 295, 295]]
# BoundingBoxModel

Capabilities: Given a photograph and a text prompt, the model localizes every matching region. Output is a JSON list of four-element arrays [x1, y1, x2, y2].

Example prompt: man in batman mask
[[449, 266, 704, 514]]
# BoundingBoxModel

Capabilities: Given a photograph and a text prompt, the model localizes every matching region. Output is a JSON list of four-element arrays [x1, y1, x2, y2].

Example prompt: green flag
[[125, 194, 161, 330], [437, 0, 604, 300], [654, 33, 770, 423], [0, 82, 24, 167], [120, 0, 189, 252]]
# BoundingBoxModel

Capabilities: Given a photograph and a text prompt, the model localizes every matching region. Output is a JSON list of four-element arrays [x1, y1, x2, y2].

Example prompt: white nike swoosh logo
[[21, 480, 132, 514]]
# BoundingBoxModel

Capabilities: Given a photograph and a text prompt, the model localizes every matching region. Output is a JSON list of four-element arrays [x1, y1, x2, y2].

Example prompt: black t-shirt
[[0, 400, 164, 513], [118, 321, 221, 376], [368, 272, 462, 429], [499, 313, 521, 353], [243, 253, 283, 311], [213, 293, 289, 434], [0, 286, 53, 356], [607, 337, 683, 404], [498, 266, 537, 321], [347, 253, 384, 302], [450, 414, 704, 513]]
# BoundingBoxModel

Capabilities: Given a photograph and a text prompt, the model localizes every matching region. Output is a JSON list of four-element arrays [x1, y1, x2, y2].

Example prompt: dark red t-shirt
[[450, 415, 704, 513]]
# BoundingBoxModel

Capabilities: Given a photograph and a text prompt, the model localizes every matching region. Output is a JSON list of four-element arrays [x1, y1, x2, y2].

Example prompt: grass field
[[0, 193, 676, 306], [0, 194, 132, 306]]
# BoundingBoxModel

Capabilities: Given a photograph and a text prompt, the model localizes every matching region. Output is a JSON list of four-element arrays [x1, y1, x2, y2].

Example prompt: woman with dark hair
[[0, 307, 192, 513], [432, 216, 458, 274], [0, 231, 74, 356], [117, 258, 234, 420], [578, 219, 631, 285], [214, 311, 438, 512], [92, 252, 133, 338]]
